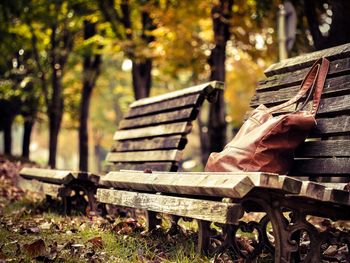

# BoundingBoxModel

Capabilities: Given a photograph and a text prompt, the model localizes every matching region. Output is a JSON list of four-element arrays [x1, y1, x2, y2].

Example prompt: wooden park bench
[[18, 81, 224, 216], [96, 44, 350, 262]]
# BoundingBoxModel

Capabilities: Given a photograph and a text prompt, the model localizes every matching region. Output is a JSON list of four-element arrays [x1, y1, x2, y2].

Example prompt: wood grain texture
[[125, 94, 201, 119], [106, 150, 182, 163], [264, 43, 350, 77], [17, 177, 63, 197], [291, 158, 350, 175], [99, 171, 302, 199], [105, 162, 176, 172], [129, 81, 224, 108], [295, 181, 350, 206], [262, 93, 350, 116], [251, 75, 350, 107], [99, 171, 257, 198], [111, 135, 186, 152], [259, 57, 350, 91], [19, 168, 74, 184], [119, 108, 196, 130], [113, 122, 192, 141], [312, 116, 350, 135], [96, 189, 243, 224], [296, 140, 350, 157]]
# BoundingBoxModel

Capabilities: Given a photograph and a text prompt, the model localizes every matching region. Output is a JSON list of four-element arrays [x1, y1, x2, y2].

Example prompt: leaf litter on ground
[[0, 156, 349, 262]]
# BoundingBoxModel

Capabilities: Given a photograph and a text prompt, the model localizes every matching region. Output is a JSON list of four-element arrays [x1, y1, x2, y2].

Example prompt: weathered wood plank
[[105, 162, 176, 172], [246, 174, 302, 194], [317, 94, 350, 115], [19, 168, 74, 184], [111, 135, 186, 152], [296, 140, 350, 157], [268, 94, 350, 117], [125, 94, 201, 119], [291, 158, 350, 175], [113, 122, 192, 141], [259, 57, 350, 91], [264, 43, 350, 77], [17, 177, 63, 197], [96, 189, 243, 224], [292, 181, 350, 206], [99, 171, 300, 199], [318, 182, 348, 190], [99, 171, 257, 198], [251, 75, 350, 107], [323, 187, 350, 205], [312, 116, 350, 135], [130, 81, 224, 108], [119, 108, 196, 130], [106, 150, 183, 163]]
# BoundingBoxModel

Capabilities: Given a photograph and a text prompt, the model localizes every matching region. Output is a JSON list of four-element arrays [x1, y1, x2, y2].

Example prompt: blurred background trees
[[0, 0, 348, 171]]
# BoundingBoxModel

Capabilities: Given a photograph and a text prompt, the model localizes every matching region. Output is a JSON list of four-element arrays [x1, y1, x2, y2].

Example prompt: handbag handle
[[267, 58, 329, 115]]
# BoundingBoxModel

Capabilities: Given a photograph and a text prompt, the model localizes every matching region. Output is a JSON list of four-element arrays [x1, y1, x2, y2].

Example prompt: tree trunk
[[98, 0, 154, 100], [4, 118, 13, 155], [206, 0, 233, 161], [132, 59, 152, 100], [79, 21, 101, 171], [22, 119, 33, 159], [48, 25, 63, 168], [79, 85, 91, 171], [48, 108, 62, 168]]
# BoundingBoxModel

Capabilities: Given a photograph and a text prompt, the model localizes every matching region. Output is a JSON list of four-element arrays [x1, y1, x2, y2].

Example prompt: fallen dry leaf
[[39, 222, 52, 230], [23, 239, 46, 258], [0, 246, 6, 260], [88, 236, 103, 249]]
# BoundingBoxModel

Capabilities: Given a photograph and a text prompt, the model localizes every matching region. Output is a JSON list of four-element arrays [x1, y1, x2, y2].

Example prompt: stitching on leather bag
[[249, 116, 262, 125]]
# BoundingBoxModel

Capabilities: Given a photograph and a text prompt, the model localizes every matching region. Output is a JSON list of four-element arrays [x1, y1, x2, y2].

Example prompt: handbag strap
[[267, 58, 329, 115], [310, 58, 329, 115]]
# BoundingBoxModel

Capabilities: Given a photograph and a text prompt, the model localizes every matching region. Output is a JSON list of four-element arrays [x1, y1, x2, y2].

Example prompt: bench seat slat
[[264, 43, 350, 77], [292, 181, 350, 206], [113, 122, 192, 141], [99, 171, 302, 199], [19, 167, 74, 184], [17, 177, 63, 197], [119, 108, 196, 130], [106, 150, 182, 163], [96, 189, 243, 224], [111, 135, 186, 152]]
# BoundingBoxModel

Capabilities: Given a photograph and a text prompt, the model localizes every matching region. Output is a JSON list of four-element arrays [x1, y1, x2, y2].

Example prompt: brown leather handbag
[[205, 58, 330, 174]]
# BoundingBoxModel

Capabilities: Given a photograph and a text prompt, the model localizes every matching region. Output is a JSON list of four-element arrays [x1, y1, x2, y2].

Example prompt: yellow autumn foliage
[[225, 49, 265, 127]]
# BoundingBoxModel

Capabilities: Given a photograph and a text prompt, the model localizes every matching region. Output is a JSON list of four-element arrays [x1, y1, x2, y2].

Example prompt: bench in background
[[18, 81, 224, 217]]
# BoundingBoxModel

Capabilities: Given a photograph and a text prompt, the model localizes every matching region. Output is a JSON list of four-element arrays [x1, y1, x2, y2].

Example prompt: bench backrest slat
[[264, 43, 350, 77], [106, 149, 182, 163], [113, 122, 192, 141], [119, 108, 196, 130], [125, 93, 201, 119], [111, 135, 186, 152], [253, 44, 350, 182]]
